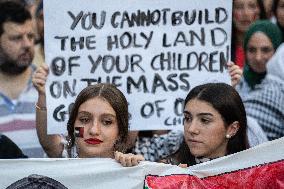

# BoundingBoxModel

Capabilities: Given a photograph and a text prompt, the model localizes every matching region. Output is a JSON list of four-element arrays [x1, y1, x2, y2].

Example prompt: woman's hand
[[178, 164, 188, 168], [227, 62, 243, 87], [115, 151, 144, 167], [32, 64, 49, 95]]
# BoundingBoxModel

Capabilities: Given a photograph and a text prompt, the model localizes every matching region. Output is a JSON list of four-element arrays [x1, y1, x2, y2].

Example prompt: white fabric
[[266, 43, 284, 81], [0, 137, 283, 188], [246, 116, 268, 147]]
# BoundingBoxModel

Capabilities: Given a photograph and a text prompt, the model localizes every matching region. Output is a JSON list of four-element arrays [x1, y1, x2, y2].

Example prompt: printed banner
[[0, 137, 283, 189], [145, 160, 284, 189], [44, 0, 232, 134]]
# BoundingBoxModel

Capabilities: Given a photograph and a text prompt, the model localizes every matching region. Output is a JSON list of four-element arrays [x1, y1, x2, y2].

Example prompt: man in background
[[0, 1, 44, 157]]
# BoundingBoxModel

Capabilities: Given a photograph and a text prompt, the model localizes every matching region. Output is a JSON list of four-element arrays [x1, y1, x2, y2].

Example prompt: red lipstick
[[84, 138, 103, 145]]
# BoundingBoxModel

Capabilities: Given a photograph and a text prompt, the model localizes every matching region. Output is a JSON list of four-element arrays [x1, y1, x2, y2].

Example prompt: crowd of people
[[0, 0, 283, 171]]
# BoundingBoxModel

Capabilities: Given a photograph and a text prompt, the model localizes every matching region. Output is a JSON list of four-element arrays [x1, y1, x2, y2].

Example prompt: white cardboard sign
[[44, 0, 232, 134]]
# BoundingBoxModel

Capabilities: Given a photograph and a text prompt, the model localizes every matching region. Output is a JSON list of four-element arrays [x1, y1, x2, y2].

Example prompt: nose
[[243, 5, 253, 18], [255, 50, 262, 62], [185, 119, 200, 135], [89, 119, 101, 136], [22, 35, 34, 48]]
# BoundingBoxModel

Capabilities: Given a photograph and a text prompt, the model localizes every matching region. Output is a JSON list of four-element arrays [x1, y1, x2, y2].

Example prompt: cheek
[[6, 49, 19, 61], [264, 51, 274, 60], [233, 11, 242, 22], [207, 133, 223, 144], [103, 126, 119, 141], [253, 8, 260, 20], [206, 125, 227, 143], [246, 52, 254, 61], [37, 22, 44, 32], [2, 42, 17, 55], [277, 9, 284, 25], [183, 129, 189, 141], [111, 129, 119, 141], [251, 14, 257, 21], [75, 127, 84, 138]]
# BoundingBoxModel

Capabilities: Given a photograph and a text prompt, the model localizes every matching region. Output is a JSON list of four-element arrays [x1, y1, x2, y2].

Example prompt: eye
[[248, 2, 258, 10], [183, 114, 192, 124], [11, 36, 22, 42], [102, 118, 113, 126], [79, 117, 90, 124], [261, 47, 273, 53], [200, 117, 210, 124], [247, 47, 256, 53], [27, 33, 35, 41], [233, 3, 243, 10]]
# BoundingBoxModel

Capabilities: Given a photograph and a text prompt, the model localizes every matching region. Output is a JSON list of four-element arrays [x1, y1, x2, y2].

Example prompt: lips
[[19, 52, 32, 62], [240, 20, 252, 26], [84, 138, 103, 145], [188, 139, 202, 144]]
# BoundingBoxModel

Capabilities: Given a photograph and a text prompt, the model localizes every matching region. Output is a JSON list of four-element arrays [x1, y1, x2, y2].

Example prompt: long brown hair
[[67, 83, 129, 153]]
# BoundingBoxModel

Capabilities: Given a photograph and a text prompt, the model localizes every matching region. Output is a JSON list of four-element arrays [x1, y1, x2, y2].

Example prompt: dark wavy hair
[[0, 1, 31, 36], [67, 83, 129, 154], [174, 83, 248, 165]]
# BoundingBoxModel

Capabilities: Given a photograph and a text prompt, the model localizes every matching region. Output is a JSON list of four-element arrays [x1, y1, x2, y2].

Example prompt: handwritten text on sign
[[44, 0, 232, 134]]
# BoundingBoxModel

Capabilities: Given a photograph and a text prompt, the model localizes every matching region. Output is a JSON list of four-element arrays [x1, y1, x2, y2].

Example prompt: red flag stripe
[[145, 160, 284, 189]]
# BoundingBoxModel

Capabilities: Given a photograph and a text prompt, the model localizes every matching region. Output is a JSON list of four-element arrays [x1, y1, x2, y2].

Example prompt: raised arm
[[32, 65, 63, 157], [227, 62, 243, 87]]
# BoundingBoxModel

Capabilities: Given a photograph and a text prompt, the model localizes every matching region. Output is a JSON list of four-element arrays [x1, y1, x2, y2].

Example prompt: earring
[[226, 134, 231, 139]]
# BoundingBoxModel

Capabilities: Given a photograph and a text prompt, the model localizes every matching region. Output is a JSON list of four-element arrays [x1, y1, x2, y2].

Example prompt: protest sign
[[1, 137, 283, 189], [44, 0, 232, 133]]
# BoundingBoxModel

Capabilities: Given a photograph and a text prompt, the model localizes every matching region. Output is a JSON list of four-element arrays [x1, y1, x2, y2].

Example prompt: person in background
[[244, 43, 284, 141], [32, 0, 45, 67], [236, 20, 282, 99], [231, 0, 266, 68], [117, 83, 249, 167], [0, 1, 44, 157], [273, 0, 284, 40], [263, 0, 275, 19]]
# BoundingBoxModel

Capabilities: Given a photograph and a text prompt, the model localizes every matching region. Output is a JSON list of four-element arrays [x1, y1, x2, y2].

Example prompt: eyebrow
[[100, 113, 116, 119], [197, 113, 213, 117], [183, 111, 190, 115], [248, 45, 273, 48], [77, 111, 92, 116], [183, 111, 213, 117], [77, 111, 116, 118]]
